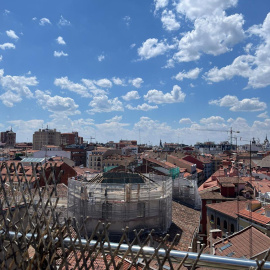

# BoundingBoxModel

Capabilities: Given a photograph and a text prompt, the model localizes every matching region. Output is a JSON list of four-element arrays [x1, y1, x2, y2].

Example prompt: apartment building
[[33, 128, 61, 150]]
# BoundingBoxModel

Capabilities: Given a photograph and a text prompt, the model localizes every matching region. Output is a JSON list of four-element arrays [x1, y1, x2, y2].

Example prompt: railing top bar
[[4, 231, 270, 270]]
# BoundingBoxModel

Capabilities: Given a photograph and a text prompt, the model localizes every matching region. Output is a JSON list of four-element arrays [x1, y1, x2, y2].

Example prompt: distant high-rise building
[[61, 131, 83, 145], [0, 129, 16, 147], [33, 128, 61, 150]]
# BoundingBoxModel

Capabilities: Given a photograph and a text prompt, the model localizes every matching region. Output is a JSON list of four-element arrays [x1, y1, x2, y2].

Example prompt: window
[[230, 224, 234, 233], [224, 220, 227, 230], [137, 202, 145, 217], [210, 214, 214, 222], [217, 217, 220, 226], [102, 203, 112, 219]]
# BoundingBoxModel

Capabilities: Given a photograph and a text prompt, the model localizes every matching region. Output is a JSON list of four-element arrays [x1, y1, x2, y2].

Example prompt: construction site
[[173, 173, 202, 210], [68, 172, 172, 238]]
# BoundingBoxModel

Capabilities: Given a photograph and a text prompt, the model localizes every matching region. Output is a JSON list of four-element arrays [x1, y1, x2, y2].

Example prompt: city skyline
[[0, 0, 270, 145]]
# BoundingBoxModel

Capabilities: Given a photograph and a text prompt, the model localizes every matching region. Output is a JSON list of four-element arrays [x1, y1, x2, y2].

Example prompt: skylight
[[219, 242, 232, 252]]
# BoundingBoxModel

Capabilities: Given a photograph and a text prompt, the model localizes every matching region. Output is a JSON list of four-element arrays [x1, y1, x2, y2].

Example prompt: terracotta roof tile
[[238, 209, 270, 225], [208, 226, 270, 259], [207, 200, 248, 219]]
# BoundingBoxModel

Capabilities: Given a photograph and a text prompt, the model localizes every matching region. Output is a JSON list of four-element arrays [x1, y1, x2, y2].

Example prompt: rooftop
[[205, 226, 270, 259], [207, 200, 248, 219]]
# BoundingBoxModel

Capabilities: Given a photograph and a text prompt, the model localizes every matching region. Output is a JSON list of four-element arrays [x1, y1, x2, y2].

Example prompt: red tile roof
[[238, 209, 270, 225], [208, 226, 270, 259], [206, 200, 248, 219]]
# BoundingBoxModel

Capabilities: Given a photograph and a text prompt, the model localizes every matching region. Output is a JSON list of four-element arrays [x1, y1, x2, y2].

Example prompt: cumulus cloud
[[122, 91, 140, 101], [179, 118, 193, 124], [204, 55, 253, 82], [94, 79, 112, 88], [154, 0, 169, 11], [257, 111, 269, 119], [112, 77, 125, 85], [209, 95, 267, 112], [200, 116, 225, 124], [88, 95, 124, 113], [56, 36, 66, 45], [6, 30, 19, 40], [174, 67, 202, 81], [0, 43, 15, 50], [39, 18, 51, 26], [35, 90, 80, 116], [58, 15, 71, 26], [176, 0, 238, 21], [129, 78, 144, 88], [54, 77, 91, 97], [126, 103, 158, 111], [204, 13, 270, 89], [54, 51, 68, 57], [0, 69, 38, 107], [0, 55, 2, 62], [161, 10, 180, 31], [138, 38, 175, 60], [172, 12, 245, 63], [144, 85, 186, 104], [98, 54, 105, 62]]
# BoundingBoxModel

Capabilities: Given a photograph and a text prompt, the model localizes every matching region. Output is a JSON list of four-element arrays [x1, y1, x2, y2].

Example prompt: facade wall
[[207, 208, 237, 237], [33, 129, 61, 150], [1, 130, 16, 147]]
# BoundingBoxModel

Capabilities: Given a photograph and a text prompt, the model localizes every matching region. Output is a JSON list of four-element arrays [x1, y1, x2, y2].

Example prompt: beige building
[[33, 128, 61, 150]]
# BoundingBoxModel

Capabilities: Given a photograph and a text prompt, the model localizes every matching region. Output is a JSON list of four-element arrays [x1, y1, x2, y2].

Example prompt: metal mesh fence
[[0, 162, 269, 269]]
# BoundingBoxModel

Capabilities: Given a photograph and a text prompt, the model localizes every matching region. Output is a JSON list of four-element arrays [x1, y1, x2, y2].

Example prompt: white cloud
[[58, 15, 71, 26], [0, 55, 2, 62], [39, 18, 51, 26], [200, 116, 225, 125], [122, 91, 140, 101], [174, 67, 202, 81], [94, 78, 112, 88], [35, 90, 80, 116], [129, 77, 144, 88], [179, 118, 193, 124], [54, 51, 68, 57], [130, 43, 136, 49], [204, 13, 270, 89], [144, 85, 186, 104], [4, 10, 10, 15], [257, 111, 269, 119], [204, 55, 253, 82], [0, 69, 38, 107], [6, 30, 19, 40], [209, 95, 267, 112], [0, 43, 15, 50], [154, 0, 169, 11], [138, 38, 175, 60], [112, 77, 125, 85], [176, 0, 238, 21], [161, 10, 180, 31], [54, 77, 91, 97], [123, 16, 131, 26], [98, 54, 105, 62], [56, 36, 66, 45], [173, 12, 245, 62], [126, 103, 158, 111], [88, 95, 124, 113]]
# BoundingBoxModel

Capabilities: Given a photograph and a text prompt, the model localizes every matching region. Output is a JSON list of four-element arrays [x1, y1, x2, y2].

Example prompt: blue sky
[[0, 0, 270, 145]]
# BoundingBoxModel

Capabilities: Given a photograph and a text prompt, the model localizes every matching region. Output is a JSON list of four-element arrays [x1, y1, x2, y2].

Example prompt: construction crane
[[85, 136, 95, 144], [196, 127, 240, 146]]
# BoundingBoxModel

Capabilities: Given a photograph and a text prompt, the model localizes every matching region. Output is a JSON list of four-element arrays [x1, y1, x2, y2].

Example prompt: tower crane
[[196, 127, 240, 146]]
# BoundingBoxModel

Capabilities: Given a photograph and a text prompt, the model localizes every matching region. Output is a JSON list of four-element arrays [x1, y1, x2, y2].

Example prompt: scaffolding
[[68, 172, 172, 238], [173, 174, 202, 210]]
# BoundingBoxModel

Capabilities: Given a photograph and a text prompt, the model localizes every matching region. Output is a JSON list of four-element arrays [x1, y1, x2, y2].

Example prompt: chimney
[[209, 229, 222, 255]]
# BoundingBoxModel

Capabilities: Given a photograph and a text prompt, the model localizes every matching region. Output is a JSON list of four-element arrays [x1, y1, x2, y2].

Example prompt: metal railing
[[0, 162, 269, 269]]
